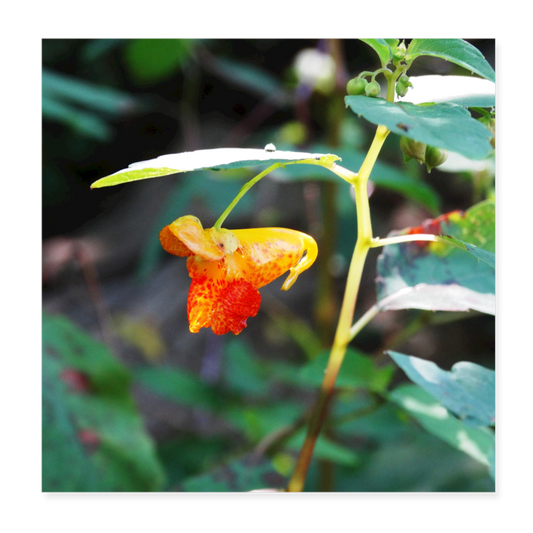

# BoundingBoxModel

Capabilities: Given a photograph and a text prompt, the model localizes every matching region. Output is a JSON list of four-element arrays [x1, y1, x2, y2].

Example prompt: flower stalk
[[214, 163, 281, 230], [287, 124, 389, 492]]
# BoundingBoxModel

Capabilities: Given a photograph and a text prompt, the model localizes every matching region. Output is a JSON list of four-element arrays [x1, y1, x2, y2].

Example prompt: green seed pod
[[425, 145, 448, 173], [365, 81, 381, 97], [400, 136, 426, 164], [346, 77, 368, 96]]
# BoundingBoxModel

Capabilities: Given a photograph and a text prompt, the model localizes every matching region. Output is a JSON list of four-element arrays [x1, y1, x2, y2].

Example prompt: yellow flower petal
[[161, 215, 224, 261], [230, 227, 318, 290]]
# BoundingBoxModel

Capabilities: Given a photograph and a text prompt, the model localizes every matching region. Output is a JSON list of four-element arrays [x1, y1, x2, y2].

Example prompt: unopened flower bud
[[425, 145, 448, 172], [396, 74, 413, 97], [393, 42, 407, 61], [346, 77, 368, 96], [400, 136, 426, 164], [365, 80, 381, 97]]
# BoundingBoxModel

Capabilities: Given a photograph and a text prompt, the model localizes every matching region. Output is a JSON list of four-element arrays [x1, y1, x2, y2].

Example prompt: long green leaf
[[91, 148, 340, 188], [406, 39, 495, 82], [42, 68, 138, 115]]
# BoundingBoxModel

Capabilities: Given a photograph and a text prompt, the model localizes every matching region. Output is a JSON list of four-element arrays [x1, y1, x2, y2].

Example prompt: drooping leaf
[[345, 97, 493, 160], [390, 384, 495, 478], [399, 75, 495, 108], [388, 351, 495, 427], [42, 313, 165, 492], [406, 39, 495, 82], [359, 39, 397, 67], [91, 148, 340, 188], [376, 200, 495, 314]]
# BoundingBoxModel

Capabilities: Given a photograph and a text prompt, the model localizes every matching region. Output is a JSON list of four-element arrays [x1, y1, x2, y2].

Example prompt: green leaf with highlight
[[376, 200, 495, 314], [388, 351, 495, 427], [345, 97, 493, 160], [406, 39, 495, 82], [91, 148, 340, 188], [390, 384, 495, 477]]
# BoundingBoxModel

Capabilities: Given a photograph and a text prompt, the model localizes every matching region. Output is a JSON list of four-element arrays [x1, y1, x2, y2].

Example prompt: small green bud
[[395, 74, 413, 97], [346, 77, 368, 96], [400, 136, 426, 164], [424, 145, 448, 172], [365, 80, 381, 97], [393, 42, 407, 61], [396, 81, 409, 97]]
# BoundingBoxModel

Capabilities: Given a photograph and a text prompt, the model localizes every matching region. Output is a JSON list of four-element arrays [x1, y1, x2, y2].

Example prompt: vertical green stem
[[286, 125, 389, 492]]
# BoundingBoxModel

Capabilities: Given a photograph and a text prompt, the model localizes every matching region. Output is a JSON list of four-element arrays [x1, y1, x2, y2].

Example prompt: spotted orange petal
[[187, 274, 260, 335], [210, 279, 261, 335], [187, 278, 223, 333], [228, 227, 318, 290]]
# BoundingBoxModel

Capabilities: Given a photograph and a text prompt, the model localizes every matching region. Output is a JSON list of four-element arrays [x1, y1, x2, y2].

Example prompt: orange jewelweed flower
[[160, 215, 318, 335]]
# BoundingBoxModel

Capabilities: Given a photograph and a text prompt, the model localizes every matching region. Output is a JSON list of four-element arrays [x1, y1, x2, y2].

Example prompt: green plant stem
[[347, 234, 466, 346], [214, 163, 281, 229], [214, 157, 349, 230], [349, 304, 380, 342], [286, 124, 389, 492]]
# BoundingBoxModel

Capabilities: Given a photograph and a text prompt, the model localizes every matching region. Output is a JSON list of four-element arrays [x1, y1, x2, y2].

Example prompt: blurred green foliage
[[42, 311, 495, 491]]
